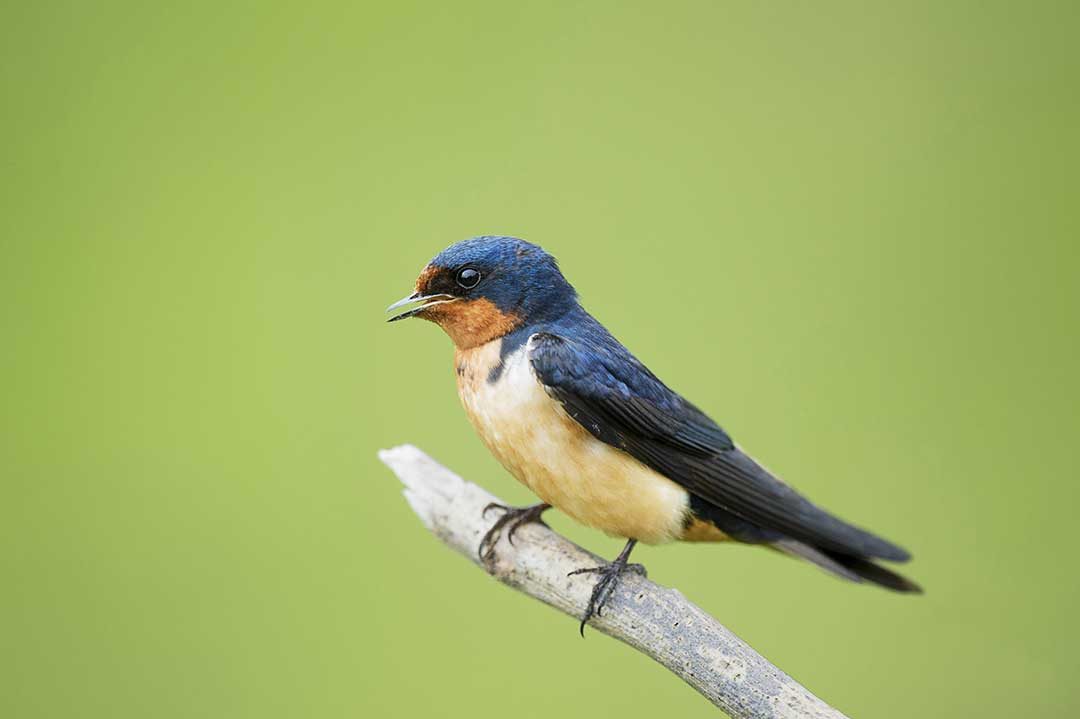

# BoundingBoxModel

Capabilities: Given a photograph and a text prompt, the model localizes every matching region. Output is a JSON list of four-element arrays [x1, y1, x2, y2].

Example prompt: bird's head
[[387, 236, 577, 349]]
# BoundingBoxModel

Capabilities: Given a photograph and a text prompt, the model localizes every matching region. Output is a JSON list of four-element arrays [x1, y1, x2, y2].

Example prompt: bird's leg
[[478, 502, 551, 565], [568, 539, 646, 636]]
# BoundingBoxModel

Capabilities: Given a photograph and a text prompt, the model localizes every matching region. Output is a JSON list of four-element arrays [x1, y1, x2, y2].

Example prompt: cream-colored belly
[[455, 337, 690, 544]]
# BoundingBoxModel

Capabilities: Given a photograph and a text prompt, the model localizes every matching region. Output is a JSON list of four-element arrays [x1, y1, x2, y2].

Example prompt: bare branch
[[378, 444, 849, 719]]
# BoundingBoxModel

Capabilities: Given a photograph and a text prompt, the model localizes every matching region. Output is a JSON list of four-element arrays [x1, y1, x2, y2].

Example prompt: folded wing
[[528, 332, 910, 562]]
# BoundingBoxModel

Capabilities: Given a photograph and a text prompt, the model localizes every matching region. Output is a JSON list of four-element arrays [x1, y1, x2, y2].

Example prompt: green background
[[3, 2, 1077, 717]]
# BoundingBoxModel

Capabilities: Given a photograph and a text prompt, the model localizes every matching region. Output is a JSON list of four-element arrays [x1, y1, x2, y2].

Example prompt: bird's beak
[[385, 292, 458, 322]]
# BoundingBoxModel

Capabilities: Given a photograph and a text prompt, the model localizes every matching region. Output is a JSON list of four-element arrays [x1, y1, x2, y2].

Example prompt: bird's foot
[[478, 502, 551, 566], [568, 539, 644, 636]]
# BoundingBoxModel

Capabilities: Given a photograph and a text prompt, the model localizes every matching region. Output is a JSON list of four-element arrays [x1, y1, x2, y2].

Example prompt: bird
[[387, 236, 920, 633]]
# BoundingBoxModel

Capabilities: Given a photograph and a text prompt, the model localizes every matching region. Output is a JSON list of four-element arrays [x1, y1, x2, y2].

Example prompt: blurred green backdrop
[[3, 1, 1078, 717]]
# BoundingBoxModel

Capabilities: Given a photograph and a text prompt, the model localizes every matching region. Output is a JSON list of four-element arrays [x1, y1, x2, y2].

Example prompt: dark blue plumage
[[526, 318, 910, 562], [429, 236, 578, 324], [390, 235, 920, 597]]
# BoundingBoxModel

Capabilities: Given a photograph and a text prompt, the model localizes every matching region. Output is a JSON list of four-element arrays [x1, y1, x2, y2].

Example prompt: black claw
[[481, 502, 506, 520], [477, 503, 550, 565], [508, 513, 548, 546], [571, 539, 641, 636]]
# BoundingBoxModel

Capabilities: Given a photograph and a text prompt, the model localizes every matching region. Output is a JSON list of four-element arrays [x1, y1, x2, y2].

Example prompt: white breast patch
[[454, 336, 690, 544]]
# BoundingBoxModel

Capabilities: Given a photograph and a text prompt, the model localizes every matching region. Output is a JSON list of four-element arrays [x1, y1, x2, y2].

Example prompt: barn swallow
[[388, 236, 920, 633]]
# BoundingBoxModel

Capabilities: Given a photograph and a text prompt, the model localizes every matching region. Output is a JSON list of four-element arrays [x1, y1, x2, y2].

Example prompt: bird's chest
[[454, 338, 689, 544], [455, 340, 571, 482]]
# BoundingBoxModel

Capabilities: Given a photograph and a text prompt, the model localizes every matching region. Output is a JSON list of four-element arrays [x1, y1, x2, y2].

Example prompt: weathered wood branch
[[378, 444, 849, 719]]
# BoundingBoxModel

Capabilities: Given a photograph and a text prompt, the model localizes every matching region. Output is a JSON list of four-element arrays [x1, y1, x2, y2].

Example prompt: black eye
[[456, 267, 481, 289]]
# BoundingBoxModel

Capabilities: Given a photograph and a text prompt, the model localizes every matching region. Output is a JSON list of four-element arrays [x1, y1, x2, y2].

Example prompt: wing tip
[[871, 541, 912, 563], [780, 541, 924, 593]]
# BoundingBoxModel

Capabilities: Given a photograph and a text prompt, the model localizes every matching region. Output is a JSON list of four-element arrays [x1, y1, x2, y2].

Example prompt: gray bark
[[378, 444, 849, 719]]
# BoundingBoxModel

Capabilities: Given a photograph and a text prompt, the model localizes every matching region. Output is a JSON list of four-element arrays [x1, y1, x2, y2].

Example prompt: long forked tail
[[774, 539, 923, 593]]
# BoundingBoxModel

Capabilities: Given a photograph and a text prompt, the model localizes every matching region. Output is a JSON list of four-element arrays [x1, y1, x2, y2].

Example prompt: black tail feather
[[774, 539, 923, 594]]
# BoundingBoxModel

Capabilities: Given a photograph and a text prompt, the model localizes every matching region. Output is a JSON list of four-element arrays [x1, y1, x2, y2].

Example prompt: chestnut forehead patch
[[414, 264, 441, 294]]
